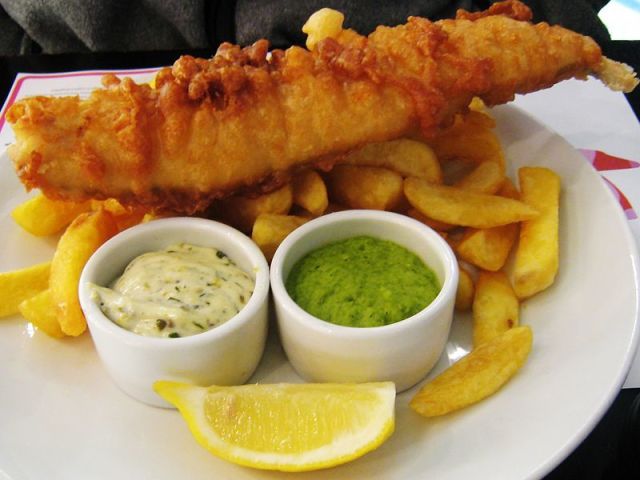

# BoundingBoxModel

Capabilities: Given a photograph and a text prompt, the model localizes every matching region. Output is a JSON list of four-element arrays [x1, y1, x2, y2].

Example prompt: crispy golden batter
[[6, 0, 637, 214]]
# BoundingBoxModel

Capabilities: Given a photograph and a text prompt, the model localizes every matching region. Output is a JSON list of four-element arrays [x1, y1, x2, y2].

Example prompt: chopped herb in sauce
[[89, 243, 255, 338]]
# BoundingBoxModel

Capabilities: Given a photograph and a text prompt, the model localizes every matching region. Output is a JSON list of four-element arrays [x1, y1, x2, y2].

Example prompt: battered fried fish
[[6, 0, 637, 214]]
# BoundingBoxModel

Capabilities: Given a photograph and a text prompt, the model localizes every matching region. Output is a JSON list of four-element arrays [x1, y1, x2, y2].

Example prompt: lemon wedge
[[154, 381, 396, 472]]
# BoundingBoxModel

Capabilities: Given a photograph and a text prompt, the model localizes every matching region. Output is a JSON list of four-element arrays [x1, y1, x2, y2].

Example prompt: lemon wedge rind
[[154, 381, 396, 472]]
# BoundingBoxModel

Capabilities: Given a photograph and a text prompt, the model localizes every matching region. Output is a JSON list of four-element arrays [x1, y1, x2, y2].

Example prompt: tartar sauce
[[90, 243, 255, 338]]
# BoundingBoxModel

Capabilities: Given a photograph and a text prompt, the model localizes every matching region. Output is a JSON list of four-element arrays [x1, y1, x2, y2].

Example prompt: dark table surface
[[1, 41, 639, 479]]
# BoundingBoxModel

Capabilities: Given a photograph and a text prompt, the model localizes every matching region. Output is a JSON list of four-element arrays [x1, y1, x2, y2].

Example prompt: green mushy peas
[[285, 235, 441, 327]]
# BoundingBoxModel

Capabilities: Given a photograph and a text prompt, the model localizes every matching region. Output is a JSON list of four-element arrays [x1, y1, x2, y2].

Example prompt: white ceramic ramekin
[[79, 217, 270, 407], [270, 210, 458, 392]]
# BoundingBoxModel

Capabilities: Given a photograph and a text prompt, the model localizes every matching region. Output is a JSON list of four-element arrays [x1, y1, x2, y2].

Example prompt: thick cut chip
[[218, 184, 293, 233], [50, 209, 118, 336], [468, 97, 487, 112], [11, 194, 91, 236], [512, 167, 561, 299], [252, 214, 310, 261], [472, 271, 519, 347], [404, 177, 538, 228], [112, 209, 147, 232], [455, 265, 475, 311], [426, 110, 505, 170], [91, 198, 130, 216], [291, 170, 328, 216], [498, 177, 520, 200], [453, 161, 505, 194], [410, 326, 532, 417], [453, 177, 520, 271], [18, 289, 64, 338], [303, 8, 344, 50], [154, 381, 395, 472], [93, 198, 148, 231], [326, 165, 404, 211], [455, 223, 518, 271], [0, 261, 51, 317], [339, 138, 442, 183]]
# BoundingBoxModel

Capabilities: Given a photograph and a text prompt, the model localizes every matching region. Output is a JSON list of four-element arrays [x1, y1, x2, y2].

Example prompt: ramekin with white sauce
[[79, 217, 270, 407]]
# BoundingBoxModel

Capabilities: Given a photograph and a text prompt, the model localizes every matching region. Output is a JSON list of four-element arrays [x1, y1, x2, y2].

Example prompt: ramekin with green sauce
[[270, 210, 458, 392], [286, 235, 441, 328]]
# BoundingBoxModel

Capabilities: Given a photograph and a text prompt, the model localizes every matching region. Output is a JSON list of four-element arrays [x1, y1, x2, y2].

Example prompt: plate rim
[[0, 103, 639, 479], [491, 103, 640, 479]]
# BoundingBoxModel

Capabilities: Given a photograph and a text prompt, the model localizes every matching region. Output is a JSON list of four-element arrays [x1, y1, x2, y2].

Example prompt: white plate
[[0, 105, 638, 480]]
